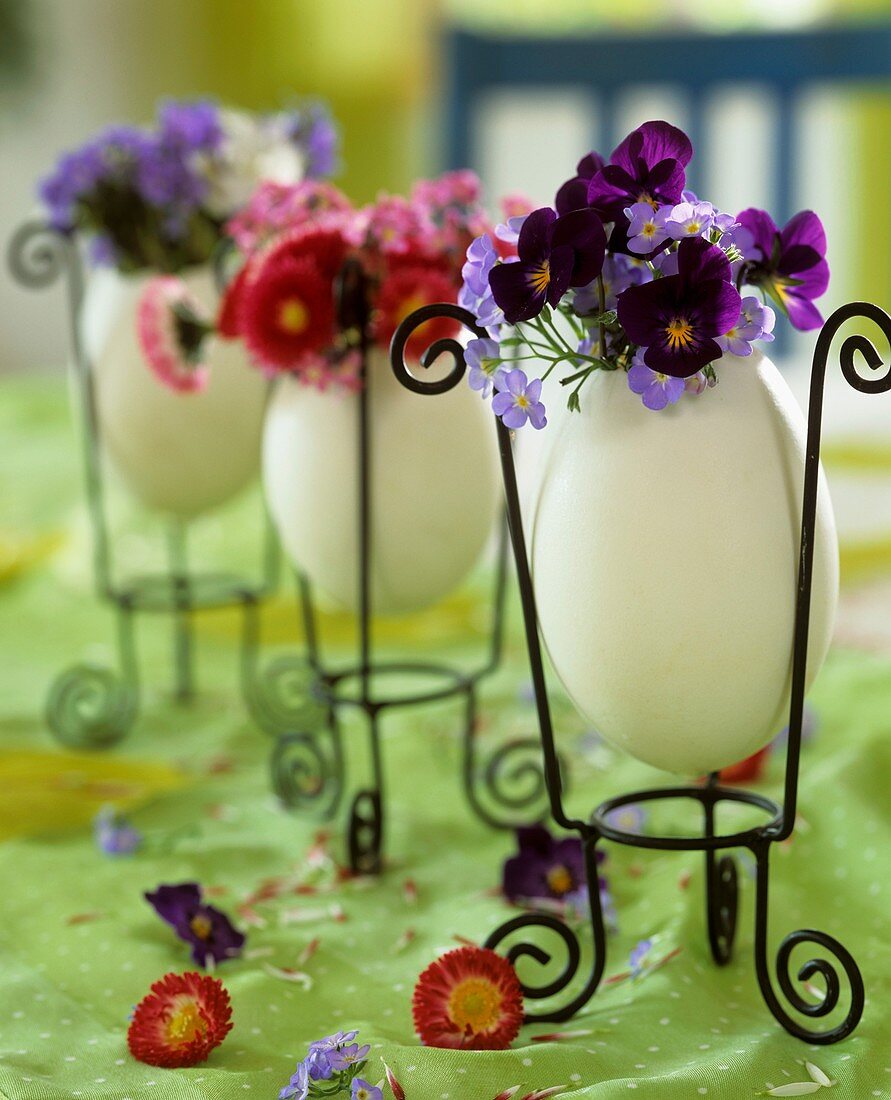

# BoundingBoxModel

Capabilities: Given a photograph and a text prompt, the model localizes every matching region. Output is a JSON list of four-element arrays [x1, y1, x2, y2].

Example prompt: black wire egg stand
[[269, 259, 556, 874], [389, 298, 879, 1044], [7, 222, 555, 874]]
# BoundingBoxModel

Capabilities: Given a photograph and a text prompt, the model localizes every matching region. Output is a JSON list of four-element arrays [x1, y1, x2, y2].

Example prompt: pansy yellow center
[[448, 977, 503, 1035], [164, 999, 207, 1049], [665, 317, 694, 350], [637, 191, 658, 210], [546, 864, 574, 896], [189, 914, 213, 941], [278, 298, 309, 334], [527, 260, 551, 294]]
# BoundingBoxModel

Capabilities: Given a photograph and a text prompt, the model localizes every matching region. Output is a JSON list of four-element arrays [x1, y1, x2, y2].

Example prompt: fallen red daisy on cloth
[[127, 971, 233, 1068], [412, 945, 524, 1050]]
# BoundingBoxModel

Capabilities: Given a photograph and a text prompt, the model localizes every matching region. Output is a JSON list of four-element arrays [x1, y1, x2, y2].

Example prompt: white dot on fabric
[[571, 1075, 581, 1082], [648, 1046, 660, 1052], [698, 1089, 708, 1095], [523, 1058, 532, 1066], [628, 1085, 638, 1090], [659, 1018, 670, 1025]]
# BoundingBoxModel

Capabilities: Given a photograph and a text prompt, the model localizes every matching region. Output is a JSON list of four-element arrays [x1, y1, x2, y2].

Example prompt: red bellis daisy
[[412, 945, 524, 1050], [127, 971, 232, 1068], [372, 263, 459, 359], [241, 255, 335, 371]]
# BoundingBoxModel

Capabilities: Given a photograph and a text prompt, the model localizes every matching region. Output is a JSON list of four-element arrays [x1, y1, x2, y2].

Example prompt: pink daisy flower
[[136, 276, 212, 394]]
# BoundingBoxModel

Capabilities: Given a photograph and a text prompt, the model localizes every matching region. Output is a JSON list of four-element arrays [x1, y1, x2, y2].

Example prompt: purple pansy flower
[[279, 1061, 309, 1100], [145, 882, 245, 968], [627, 356, 686, 411], [94, 806, 141, 855], [492, 368, 547, 430], [351, 1081, 383, 1100], [555, 150, 606, 214], [503, 825, 588, 902], [465, 337, 503, 397], [663, 200, 716, 241], [717, 294, 776, 357], [459, 232, 504, 329], [617, 235, 741, 378], [488, 206, 606, 324], [587, 120, 693, 222], [625, 201, 671, 255], [736, 207, 829, 331]]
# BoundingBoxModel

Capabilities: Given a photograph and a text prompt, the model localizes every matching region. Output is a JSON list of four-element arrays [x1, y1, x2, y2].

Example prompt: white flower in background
[[198, 109, 306, 218]]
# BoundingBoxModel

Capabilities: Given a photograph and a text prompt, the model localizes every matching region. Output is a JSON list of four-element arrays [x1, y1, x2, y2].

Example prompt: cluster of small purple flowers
[[279, 1031, 380, 1100], [459, 119, 829, 421], [38, 98, 338, 274]]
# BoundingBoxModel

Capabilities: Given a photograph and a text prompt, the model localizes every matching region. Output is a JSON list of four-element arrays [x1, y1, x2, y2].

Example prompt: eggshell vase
[[80, 265, 268, 518], [263, 349, 501, 616], [529, 350, 838, 775]]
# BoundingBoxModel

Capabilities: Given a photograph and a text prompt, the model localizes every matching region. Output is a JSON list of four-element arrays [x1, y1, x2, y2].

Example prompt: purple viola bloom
[[606, 801, 648, 834], [736, 207, 829, 331], [716, 294, 776, 357], [494, 214, 528, 249], [684, 370, 715, 397], [144, 882, 245, 968], [465, 337, 503, 397], [663, 200, 716, 241], [617, 236, 741, 378], [503, 824, 587, 902], [629, 937, 654, 977], [351, 1081, 383, 1100], [279, 1061, 310, 1100], [459, 232, 504, 329], [305, 1031, 365, 1080], [94, 805, 141, 855], [555, 150, 606, 214], [587, 120, 693, 222], [492, 368, 547, 430], [625, 201, 671, 255], [327, 1040, 371, 1073], [488, 206, 606, 324], [573, 253, 650, 314], [627, 359, 685, 411]]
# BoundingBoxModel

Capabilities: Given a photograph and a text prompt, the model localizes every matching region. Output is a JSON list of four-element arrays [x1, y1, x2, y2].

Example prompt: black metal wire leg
[[46, 599, 140, 748], [484, 835, 606, 1023], [751, 840, 864, 1043], [462, 685, 551, 830], [347, 709, 385, 875], [703, 776, 739, 966]]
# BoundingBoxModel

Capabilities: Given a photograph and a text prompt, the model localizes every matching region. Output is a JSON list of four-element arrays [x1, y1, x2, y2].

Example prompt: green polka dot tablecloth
[[0, 375, 889, 1099]]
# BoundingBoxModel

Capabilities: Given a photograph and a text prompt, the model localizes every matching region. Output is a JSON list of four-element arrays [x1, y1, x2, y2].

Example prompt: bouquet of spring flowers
[[459, 119, 829, 427], [38, 98, 338, 273], [211, 170, 529, 392]]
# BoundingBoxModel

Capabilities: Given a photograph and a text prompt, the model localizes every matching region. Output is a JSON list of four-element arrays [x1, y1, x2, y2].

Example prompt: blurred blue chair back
[[443, 21, 891, 354], [444, 22, 891, 227]]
